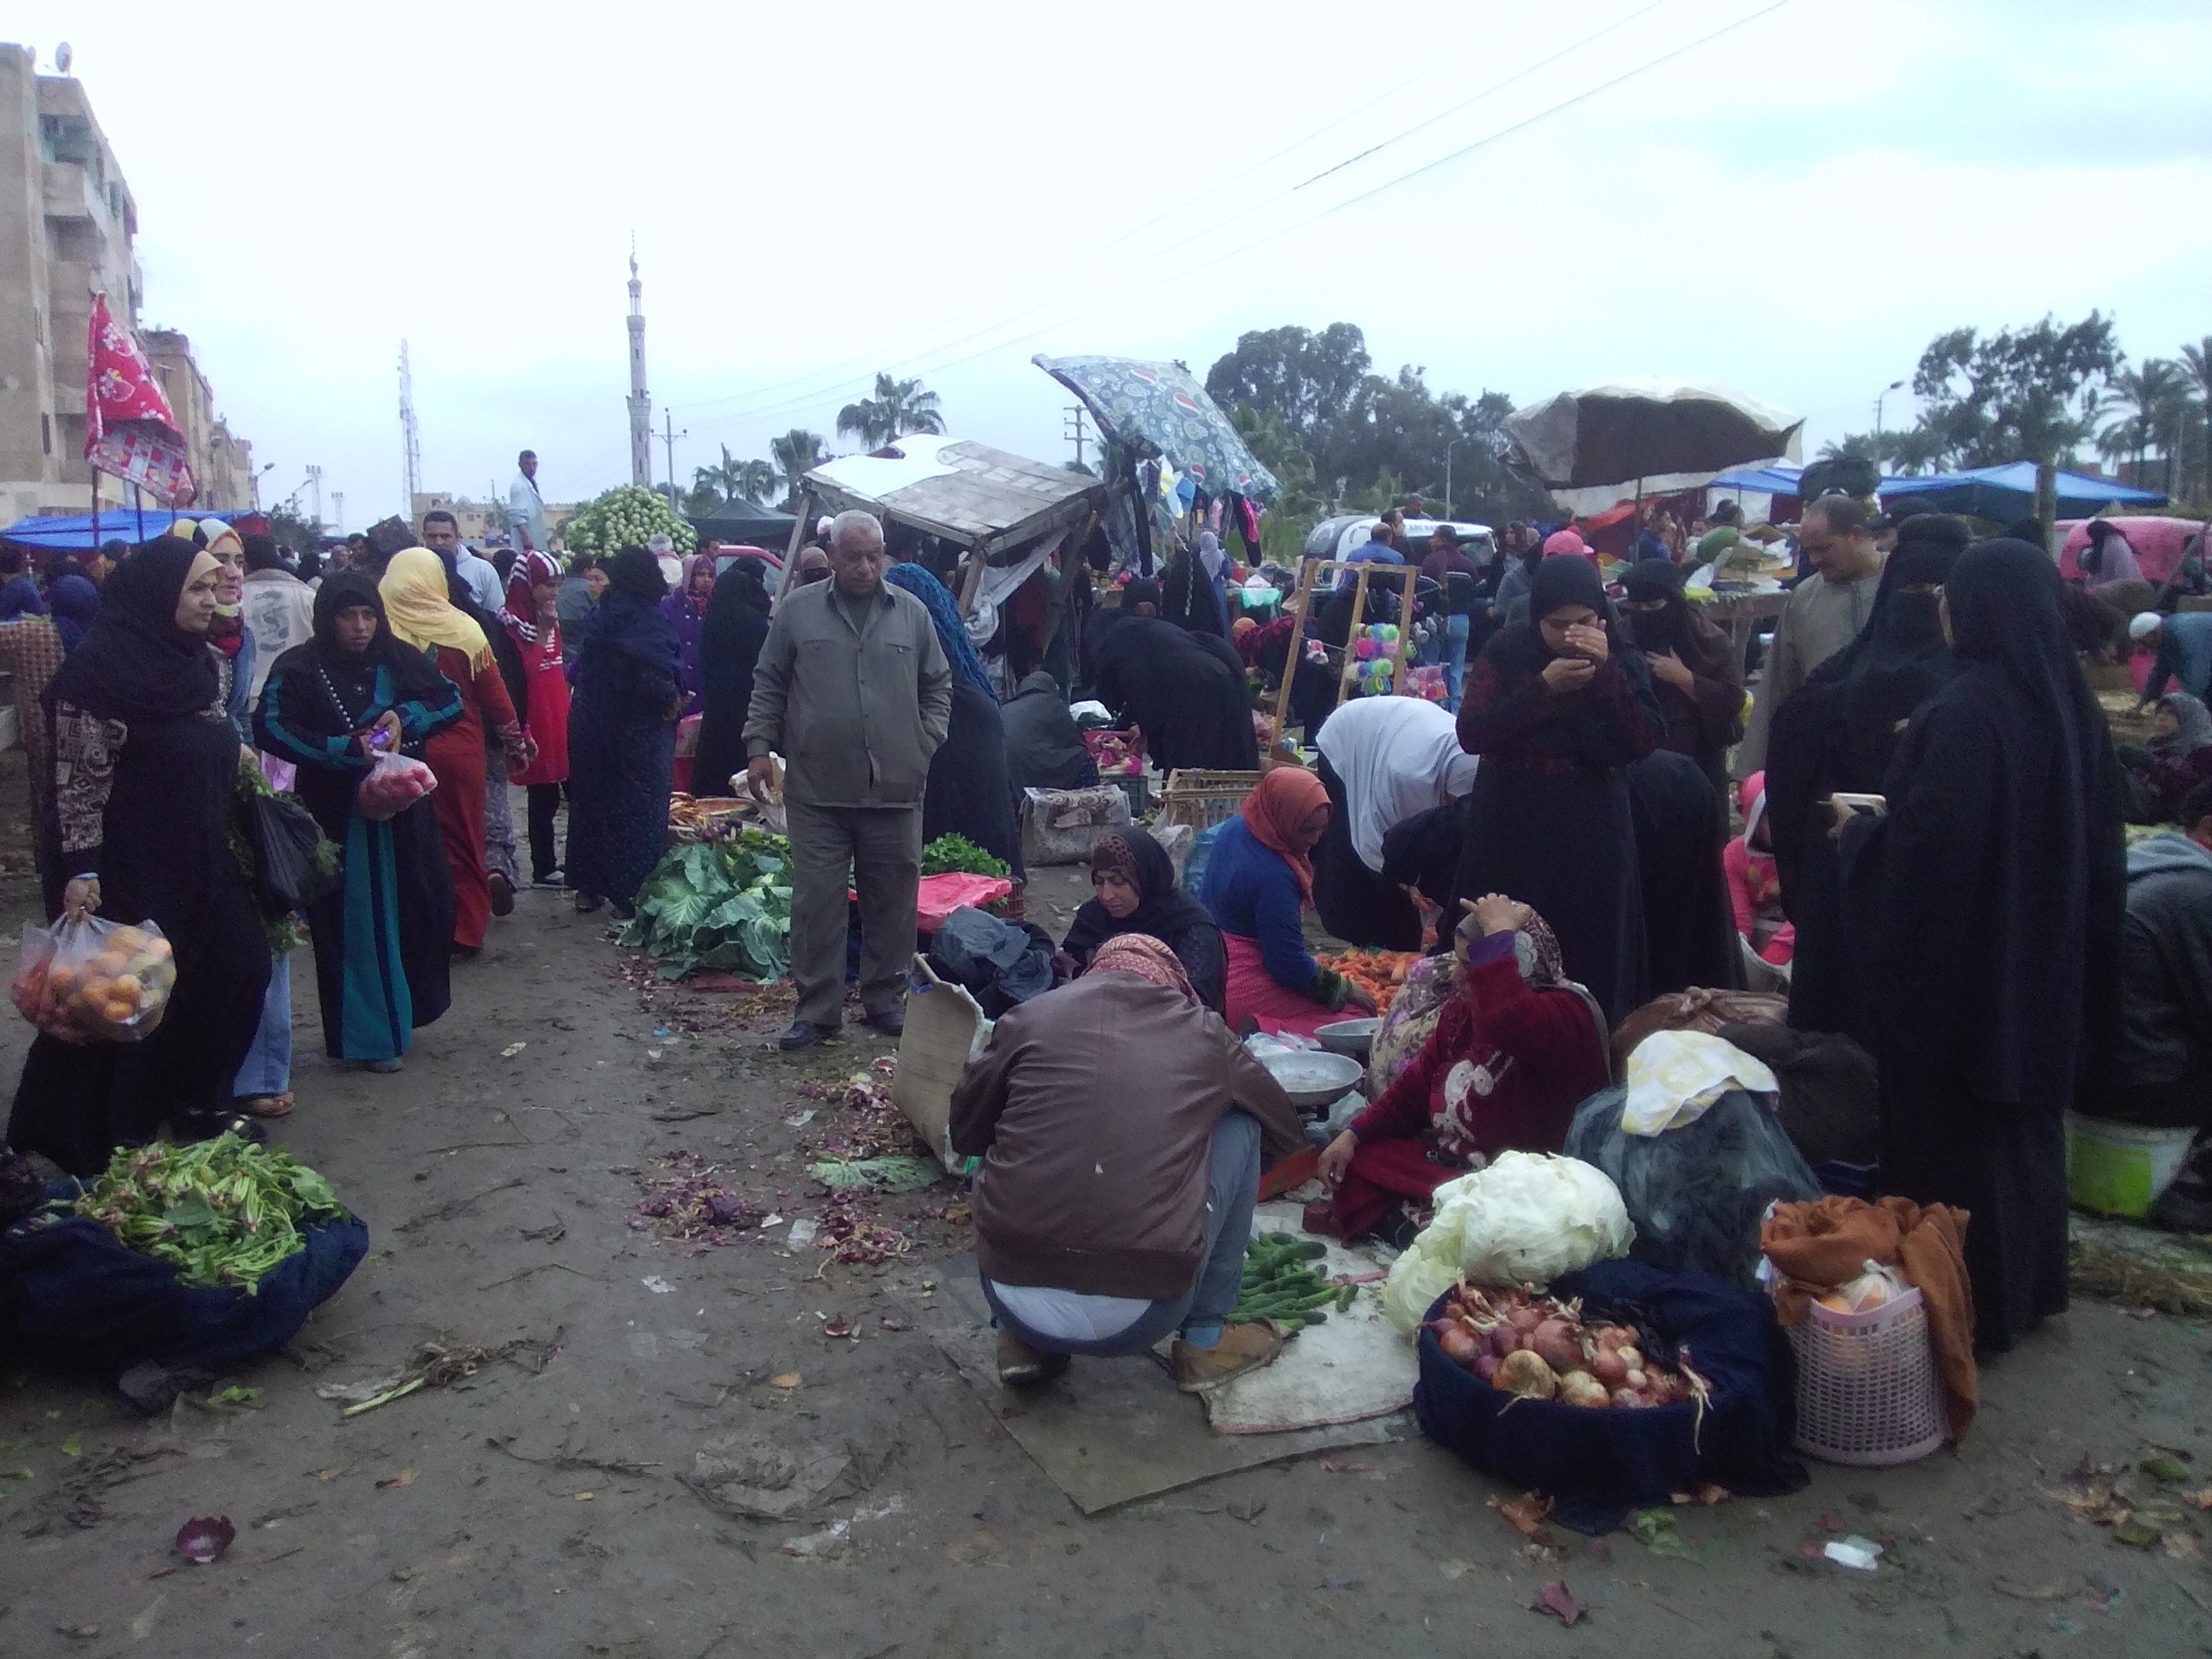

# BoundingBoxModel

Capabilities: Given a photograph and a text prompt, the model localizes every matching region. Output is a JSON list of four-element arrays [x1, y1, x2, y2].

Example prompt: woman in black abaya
[[1454, 556, 1660, 1025], [1086, 610, 1257, 773], [257, 573, 466, 1070], [7, 541, 272, 1172], [1627, 748, 1742, 996], [1061, 829, 1227, 1013], [1841, 538, 2124, 1354], [690, 560, 773, 800], [1767, 513, 1970, 1045], [566, 549, 682, 917]]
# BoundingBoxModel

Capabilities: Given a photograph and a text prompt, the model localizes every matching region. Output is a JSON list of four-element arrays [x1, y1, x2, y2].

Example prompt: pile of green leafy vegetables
[[73, 1132, 348, 1294], [920, 834, 1009, 878], [620, 829, 794, 981]]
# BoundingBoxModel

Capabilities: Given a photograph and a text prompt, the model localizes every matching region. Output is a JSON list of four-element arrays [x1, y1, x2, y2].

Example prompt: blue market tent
[[1875, 463, 2165, 522], [0, 509, 247, 553], [1708, 464, 1803, 495]]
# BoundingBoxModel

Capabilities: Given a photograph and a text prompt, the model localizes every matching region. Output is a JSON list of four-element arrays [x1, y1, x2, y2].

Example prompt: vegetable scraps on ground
[[1427, 1282, 1713, 1417], [621, 830, 793, 981], [69, 1133, 347, 1293]]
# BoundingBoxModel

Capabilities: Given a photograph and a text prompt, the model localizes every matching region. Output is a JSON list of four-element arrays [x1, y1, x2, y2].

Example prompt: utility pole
[[398, 341, 422, 520], [1873, 379, 1905, 470], [331, 491, 345, 533], [661, 410, 687, 508], [1063, 405, 1091, 472], [306, 463, 323, 527]]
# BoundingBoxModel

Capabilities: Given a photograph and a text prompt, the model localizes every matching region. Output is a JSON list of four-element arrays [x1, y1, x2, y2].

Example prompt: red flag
[[84, 291, 196, 505]]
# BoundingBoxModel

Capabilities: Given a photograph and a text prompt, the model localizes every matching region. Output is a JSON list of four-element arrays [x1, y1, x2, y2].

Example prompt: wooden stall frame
[[1267, 558, 1418, 748]]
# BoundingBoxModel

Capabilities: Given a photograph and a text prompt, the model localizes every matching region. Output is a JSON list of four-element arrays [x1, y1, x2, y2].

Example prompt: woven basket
[[1785, 1286, 1947, 1466]]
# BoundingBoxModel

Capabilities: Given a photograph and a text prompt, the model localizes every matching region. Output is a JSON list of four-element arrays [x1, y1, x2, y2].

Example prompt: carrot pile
[[1318, 949, 1422, 1016]]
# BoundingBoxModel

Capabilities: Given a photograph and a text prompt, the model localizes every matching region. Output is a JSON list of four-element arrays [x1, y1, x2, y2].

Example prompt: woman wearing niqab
[[689, 559, 774, 801], [1841, 538, 2125, 1354], [1453, 555, 1659, 1024], [565, 549, 682, 916]]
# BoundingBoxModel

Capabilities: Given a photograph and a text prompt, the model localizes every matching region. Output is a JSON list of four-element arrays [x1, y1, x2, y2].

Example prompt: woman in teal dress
[[255, 573, 464, 1071]]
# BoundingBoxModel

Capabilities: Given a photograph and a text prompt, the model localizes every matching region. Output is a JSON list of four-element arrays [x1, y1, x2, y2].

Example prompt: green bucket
[[2065, 1112, 2194, 1219]]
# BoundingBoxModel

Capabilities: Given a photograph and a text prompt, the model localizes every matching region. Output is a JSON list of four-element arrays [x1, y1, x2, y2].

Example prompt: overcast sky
[[17, 0, 2209, 528]]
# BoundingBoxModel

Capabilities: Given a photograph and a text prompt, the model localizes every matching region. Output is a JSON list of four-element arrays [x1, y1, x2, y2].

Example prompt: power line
[[694, 0, 1791, 439], [675, 1, 1684, 434]]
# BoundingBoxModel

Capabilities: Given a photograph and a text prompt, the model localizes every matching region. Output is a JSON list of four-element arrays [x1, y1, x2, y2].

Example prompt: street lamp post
[[1873, 379, 1906, 466], [1445, 438, 1466, 521]]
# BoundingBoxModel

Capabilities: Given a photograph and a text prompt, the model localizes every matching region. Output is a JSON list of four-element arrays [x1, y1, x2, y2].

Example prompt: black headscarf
[[574, 548, 679, 670], [1528, 553, 1606, 626], [44, 537, 218, 723], [1060, 827, 1227, 1013], [698, 561, 771, 700], [1850, 538, 2124, 1096], [1620, 560, 1691, 656], [265, 572, 451, 739]]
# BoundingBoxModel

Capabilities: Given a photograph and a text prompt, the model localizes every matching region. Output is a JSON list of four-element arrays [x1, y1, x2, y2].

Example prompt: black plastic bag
[[244, 789, 339, 913], [1564, 1085, 1823, 1292], [928, 906, 1054, 1017]]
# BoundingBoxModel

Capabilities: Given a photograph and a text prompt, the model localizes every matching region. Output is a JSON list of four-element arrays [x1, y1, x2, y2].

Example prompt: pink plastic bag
[[356, 752, 438, 822], [915, 872, 1015, 932]]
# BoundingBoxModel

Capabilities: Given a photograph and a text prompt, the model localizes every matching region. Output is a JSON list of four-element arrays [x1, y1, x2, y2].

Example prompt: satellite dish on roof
[[55, 43, 73, 75]]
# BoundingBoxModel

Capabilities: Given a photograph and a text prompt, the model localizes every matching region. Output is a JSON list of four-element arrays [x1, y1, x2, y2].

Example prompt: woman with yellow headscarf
[[379, 548, 529, 958]]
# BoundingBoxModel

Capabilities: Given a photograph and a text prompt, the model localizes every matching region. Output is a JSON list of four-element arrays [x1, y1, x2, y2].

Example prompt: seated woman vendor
[[1201, 766, 1377, 1037], [1061, 830, 1227, 1014], [1315, 893, 1610, 1242]]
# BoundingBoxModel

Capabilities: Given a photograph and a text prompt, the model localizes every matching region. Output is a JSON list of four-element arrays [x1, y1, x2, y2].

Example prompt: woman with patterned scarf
[[1315, 893, 1610, 1242], [499, 550, 573, 886]]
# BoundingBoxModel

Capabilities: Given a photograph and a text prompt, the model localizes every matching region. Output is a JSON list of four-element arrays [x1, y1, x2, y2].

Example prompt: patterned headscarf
[[1085, 933, 1196, 1005], [1239, 765, 1329, 906], [1454, 899, 1568, 990], [502, 550, 562, 646], [1089, 833, 1141, 891], [885, 561, 992, 697]]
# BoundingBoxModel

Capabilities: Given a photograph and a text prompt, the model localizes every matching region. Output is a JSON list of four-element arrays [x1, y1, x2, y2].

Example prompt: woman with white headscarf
[[1311, 696, 1479, 949]]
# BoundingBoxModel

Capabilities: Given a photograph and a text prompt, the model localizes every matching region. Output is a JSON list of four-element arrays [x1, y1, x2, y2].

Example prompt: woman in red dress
[[1316, 894, 1610, 1241], [499, 551, 573, 888], [380, 550, 527, 956]]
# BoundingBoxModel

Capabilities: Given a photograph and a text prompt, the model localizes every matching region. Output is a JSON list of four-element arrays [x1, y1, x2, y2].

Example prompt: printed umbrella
[[1504, 377, 1802, 515], [1033, 354, 1280, 502]]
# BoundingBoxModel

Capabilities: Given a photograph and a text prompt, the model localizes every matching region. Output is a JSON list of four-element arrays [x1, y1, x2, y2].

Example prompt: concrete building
[[144, 329, 256, 510], [0, 46, 254, 526]]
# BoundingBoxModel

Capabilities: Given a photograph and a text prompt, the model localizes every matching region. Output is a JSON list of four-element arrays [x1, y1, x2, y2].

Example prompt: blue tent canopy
[[0, 509, 245, 552], [1875, 463, 2165, 522], [1708, 464, 1803, 495]]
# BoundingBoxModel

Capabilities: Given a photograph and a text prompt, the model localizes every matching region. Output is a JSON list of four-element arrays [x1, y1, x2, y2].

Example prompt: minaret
[[626, 242, 652, 489]]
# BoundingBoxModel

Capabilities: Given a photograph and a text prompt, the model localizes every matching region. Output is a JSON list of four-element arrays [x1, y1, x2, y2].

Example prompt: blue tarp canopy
[[0, 509, 245, 552], [1708, 464, 1803, 495], [1875, 463, 2165, 522]]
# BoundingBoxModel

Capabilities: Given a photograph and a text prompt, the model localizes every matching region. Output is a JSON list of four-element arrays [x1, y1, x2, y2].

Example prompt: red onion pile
[[1426, 1283, 1708, 1412]]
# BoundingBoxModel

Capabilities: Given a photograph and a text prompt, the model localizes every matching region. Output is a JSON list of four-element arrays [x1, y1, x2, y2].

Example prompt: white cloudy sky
[[18, 0, 2209, 526]]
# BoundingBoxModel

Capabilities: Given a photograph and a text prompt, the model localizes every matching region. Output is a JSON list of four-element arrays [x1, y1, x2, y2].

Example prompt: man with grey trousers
[[744, 510, 952, 1050]]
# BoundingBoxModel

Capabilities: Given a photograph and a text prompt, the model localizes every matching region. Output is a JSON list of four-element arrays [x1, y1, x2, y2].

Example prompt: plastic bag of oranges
[[11, 914, 175, 1043]]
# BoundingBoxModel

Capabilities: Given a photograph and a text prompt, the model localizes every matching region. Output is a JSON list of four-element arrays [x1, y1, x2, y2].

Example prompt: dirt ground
[[3, 754, 2212, 1659]]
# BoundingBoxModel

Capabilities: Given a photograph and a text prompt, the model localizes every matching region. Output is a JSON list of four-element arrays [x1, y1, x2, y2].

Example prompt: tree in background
[[265, 505, 322, 553], [769, 429, 830, 509], [1909, 314, 2122, 525], [2182, 338, 2212, 503], [2096, 358, 2192, 492], [689, 444, 781, 512], [835, 374, 945, 451], [1208, 323, 1547, 526]]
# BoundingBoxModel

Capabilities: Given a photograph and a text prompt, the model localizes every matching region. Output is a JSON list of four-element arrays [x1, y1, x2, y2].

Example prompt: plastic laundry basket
[[1785, 1286, 1947, 1466]]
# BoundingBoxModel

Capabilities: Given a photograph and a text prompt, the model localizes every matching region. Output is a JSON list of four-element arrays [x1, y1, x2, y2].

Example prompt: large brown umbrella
[[1505, 377, 1803, 515]]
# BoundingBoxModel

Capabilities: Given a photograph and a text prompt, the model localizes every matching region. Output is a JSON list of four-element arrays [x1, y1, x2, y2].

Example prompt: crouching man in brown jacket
[[950, 934, 1306, 1391]]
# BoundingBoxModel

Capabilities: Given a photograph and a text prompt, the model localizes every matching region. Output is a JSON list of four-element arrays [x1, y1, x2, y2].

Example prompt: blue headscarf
[[49, 573, 101, 653], [885, 561, 991, 697]]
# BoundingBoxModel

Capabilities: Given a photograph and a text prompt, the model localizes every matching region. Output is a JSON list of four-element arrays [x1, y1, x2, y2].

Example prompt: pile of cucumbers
[[1234, 1232, 1358, 1332]]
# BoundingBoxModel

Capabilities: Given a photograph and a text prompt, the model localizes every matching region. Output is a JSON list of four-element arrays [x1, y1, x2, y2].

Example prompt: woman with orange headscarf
[[1197, 766, 1377, 1037], [380, 549, 528, 958]]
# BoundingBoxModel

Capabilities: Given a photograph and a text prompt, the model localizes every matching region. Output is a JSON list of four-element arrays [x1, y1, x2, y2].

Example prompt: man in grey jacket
[[745, 510, 952, 1049], [2084, 778, 2212, 1229]]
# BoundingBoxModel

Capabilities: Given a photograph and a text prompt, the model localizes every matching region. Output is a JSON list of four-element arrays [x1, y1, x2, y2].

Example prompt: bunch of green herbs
[[73, 1132, 348, 1294], [920, 834, 1010, 878]]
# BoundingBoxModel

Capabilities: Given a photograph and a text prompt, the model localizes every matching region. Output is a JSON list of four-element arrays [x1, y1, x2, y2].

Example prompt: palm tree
[[769, 429, 829, 509], [836, 373, 946, 451], [2180, 337, 2212, 501], [2098, 359, 2190, 486], [730, 459, 777, 507], [690, 443, 746, 508]]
